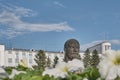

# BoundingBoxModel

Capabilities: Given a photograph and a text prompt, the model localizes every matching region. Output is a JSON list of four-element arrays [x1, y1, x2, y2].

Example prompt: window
[[16, 53, 19, 58], [29, 54, 32, 63], [8, 50, 12, 54], [29, 59, 32, 63], [15, 58, 19, 63], [105, 45, 107, 51], [22, 53, 26, 58], [29, 54, 32, 58], [108, 45, 111, 50], [105, 45, 110, 51], [8, 58, 12, 63]]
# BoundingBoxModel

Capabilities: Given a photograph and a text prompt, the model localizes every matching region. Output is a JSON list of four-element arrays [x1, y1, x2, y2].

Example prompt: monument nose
[[74, 48, 78, 52]]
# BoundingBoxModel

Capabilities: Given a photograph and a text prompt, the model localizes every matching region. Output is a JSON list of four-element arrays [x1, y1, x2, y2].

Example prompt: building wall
[[4, 49, 37, 68], [88, 42, 111, 54], [3, 49, 64, 68], [0, 45, 5, 66], [102, 42, 111, 54]]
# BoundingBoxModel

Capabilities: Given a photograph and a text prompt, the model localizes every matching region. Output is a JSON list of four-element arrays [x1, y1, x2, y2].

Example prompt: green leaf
[[82, 67, 100, 80], [115, 76, 120, 80]]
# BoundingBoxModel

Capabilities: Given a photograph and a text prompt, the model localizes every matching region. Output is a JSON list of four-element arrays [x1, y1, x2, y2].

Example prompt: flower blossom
[[42, 59, 84, 78], [98, 50, 120, 80], [68, 59, 84, 72], [43, 62, 68, 78], [0, 67, 8, 79]]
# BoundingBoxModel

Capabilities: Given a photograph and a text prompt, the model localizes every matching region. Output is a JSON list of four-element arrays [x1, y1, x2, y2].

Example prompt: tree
[[83, 49, 91, 68], [91, 49, 100, 67], [46, 57, 51, 68], [34, 50, 46, 70], [53, 56, 59, 68]]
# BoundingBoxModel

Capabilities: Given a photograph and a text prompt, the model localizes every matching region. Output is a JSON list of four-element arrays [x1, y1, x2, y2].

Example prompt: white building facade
[[4, 49, 37, 68], [0, 45, 5, 66], [88, 41, 111, 54], [0, 45, 64, 68]]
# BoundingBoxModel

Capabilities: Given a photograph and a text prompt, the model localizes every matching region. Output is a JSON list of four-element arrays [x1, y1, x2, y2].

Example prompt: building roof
[[6, 48, 37, 52], [6, 48, 63, 54]]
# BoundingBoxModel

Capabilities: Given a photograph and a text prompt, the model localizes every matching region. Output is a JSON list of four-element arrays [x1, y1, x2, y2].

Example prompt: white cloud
[[110, 40, 120, 45], [53, 1, 66, 8], [0, 4, 73, 38], [0, 3, 37, 17], [0, 29, 24, 39]]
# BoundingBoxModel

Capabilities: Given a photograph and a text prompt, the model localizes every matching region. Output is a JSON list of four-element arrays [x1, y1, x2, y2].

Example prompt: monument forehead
[[64, 39, 80, 48]]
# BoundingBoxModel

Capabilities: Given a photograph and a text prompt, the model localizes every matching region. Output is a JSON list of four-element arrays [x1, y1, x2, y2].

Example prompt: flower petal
[[106, 66, 117, 80], [98, 59, 111, 78], [68, 59, 84, 72], [117, 66, 120, 77]]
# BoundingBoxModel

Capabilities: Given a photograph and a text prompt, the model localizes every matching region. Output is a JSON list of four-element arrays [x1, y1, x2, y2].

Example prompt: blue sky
[[0, 0, 120, 51]]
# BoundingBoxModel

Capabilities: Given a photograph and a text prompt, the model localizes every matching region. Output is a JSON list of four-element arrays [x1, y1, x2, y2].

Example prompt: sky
[[0, 0, 120, 51]]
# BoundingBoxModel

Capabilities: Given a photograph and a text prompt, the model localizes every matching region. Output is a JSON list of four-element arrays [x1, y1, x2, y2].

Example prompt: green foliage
[[53, 56, 59, 68], [2, 77, 12, 80], [30, 76, 43, 80], [4, 65, 28, 75], [83, 49, 91, 68], [15, 64, 28, 71], [82, 66, 100, 80], [91, 49, 100, 67], [43, 75, 56, 80], [61, 67, 100, 80], [13, 70, 43, 80], [46, 57, 51, 68], [65, 72, 83, 80], [34, 50, 46, 70], [4, 67, 14, 75], [115, 76, 120, 80]]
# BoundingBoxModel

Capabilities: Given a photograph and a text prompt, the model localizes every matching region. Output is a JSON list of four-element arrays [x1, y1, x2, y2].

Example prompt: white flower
[[55, 62, 68, 72], [43, 62, 68, 78], [43, 69, 67, 78], [42, 59, 84, 78], [83, 78, 88, 80], [68, 59, 84, 72], [98, 50, 120, 80], [0, 67, 8, 79]]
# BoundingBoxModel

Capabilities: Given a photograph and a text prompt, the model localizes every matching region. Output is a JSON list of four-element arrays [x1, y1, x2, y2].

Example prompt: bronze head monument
[[64, 39, 81, 62]]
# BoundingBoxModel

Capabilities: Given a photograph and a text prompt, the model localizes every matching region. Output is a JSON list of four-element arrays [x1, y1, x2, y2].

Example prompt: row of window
[[8, 51, 33, 58], [8, 58, 33, 64], [15, 53, 32, 58]]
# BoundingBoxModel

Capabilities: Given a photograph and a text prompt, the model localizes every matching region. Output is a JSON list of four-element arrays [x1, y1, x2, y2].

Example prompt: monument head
[[64, 39, 81, 62]]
